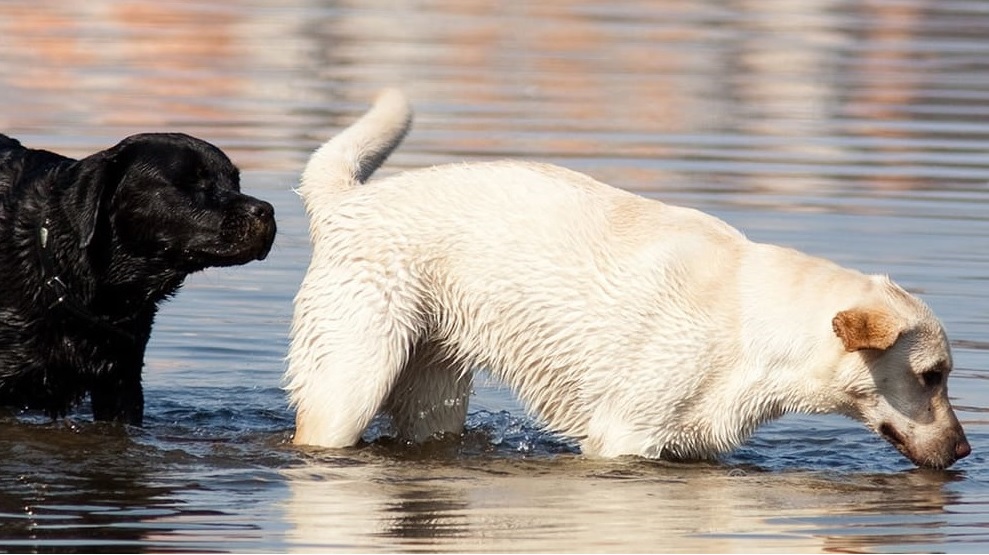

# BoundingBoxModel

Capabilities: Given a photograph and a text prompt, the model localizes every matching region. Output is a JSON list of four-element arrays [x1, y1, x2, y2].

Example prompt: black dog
[[0, 133, 276, 425]]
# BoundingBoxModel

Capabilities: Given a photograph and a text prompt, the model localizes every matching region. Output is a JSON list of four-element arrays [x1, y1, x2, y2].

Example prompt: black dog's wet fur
[[0, 133, 276, 425]]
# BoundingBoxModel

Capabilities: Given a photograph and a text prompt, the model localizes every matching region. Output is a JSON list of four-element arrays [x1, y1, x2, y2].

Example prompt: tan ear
[[832, 308, 902, 352]]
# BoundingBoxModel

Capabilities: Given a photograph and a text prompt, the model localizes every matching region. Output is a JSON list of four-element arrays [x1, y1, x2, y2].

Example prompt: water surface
[[1, 0, 989, 552]]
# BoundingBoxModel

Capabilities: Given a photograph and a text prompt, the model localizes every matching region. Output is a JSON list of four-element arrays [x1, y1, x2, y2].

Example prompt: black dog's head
[[60, 133, 276, 273]]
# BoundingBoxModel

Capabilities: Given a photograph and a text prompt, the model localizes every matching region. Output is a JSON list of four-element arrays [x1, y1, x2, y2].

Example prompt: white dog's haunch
[[287, 89, 971, 468]]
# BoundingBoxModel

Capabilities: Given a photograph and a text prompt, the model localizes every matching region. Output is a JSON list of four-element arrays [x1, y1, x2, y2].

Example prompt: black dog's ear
[[61, 145, 126, 249]]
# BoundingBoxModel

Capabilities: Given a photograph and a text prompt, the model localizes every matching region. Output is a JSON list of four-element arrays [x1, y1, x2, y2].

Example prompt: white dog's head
[[831, 277, 970, 469]]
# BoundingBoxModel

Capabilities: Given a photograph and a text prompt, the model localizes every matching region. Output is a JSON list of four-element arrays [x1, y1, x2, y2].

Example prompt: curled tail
[[299, 88, 412, 205]]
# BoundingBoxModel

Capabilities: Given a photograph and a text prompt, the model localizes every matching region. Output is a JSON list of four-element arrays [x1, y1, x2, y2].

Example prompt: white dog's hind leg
[[383, 341, 472, 443], [287, 278, 416, 448]]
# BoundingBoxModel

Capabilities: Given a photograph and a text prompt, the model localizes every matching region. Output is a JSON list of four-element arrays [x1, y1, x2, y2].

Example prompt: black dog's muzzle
[[219, 197, 276, 264]]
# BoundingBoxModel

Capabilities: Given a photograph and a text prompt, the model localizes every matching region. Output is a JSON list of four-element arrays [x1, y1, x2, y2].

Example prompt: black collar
[[37, 217, 136, 344]]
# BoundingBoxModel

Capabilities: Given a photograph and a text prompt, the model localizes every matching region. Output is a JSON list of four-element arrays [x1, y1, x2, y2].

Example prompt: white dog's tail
[[299, 88, 412, 203]]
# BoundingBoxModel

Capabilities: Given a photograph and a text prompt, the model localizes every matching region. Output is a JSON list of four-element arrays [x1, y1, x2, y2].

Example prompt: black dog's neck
[[36, 213, 140, 344]]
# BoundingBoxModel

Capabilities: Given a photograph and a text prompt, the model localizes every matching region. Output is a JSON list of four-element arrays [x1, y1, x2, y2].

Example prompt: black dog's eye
[[921, 371, 944, 388]]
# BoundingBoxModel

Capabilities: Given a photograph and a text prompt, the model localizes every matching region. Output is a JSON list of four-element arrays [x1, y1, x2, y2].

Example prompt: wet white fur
[[287, 89, 966, 465]]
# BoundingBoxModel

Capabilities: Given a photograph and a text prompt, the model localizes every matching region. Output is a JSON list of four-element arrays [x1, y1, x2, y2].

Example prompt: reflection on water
[[1, 0, 989, 552], [283, 455, 967, 553]]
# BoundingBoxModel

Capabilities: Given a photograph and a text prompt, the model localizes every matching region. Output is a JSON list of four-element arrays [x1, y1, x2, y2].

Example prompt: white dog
[[287, 89, 971, 468]]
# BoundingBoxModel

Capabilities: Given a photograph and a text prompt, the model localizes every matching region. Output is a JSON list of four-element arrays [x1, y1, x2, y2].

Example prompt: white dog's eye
[[921, 371, 944, 388]]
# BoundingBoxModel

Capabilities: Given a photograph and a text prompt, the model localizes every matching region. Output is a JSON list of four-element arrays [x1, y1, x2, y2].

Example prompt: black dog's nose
[[246, 200, 275, 221], [244, 199, 276, 262]]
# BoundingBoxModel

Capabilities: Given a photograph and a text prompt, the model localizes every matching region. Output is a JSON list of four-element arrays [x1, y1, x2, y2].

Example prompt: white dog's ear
[[832, 308, 902, 352]]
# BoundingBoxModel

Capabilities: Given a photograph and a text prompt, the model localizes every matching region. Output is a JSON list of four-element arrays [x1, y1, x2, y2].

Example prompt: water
[[1, 0, 989, 551]]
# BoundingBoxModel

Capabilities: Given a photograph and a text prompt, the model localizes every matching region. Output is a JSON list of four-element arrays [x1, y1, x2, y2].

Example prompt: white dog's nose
[[956, 438, 972, 460]]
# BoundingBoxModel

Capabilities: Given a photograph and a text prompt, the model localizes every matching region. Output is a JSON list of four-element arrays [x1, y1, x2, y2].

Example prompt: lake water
[[1, 0, 989, 552]]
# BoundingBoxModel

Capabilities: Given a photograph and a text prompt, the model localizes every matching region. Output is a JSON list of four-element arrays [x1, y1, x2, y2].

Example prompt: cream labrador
[[287, 89, 971, 469]]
